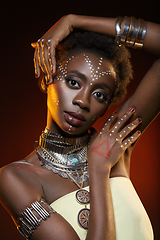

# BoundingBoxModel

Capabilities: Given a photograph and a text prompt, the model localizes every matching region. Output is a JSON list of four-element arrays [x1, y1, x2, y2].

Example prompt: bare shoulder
[[0, 161, 44, 219]]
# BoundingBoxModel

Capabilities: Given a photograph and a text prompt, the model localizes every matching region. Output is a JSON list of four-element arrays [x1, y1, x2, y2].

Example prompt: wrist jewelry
[[17, 198, 56, 239], [115, 16, 124, 46], [115, 16, 147, 49]]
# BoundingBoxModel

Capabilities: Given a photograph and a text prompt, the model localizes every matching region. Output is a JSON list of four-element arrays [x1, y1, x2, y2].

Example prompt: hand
[[31, 14, 74, 84], [88, 108, 142, 173]]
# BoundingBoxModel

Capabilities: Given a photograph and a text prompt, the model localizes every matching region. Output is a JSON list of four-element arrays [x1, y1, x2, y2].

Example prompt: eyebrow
[[67, 70, 87, 81], [95, 82, 111, 90], [67, 70, 113, 90]]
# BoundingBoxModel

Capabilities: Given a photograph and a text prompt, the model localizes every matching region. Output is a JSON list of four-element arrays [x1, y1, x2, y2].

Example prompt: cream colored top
[[50, 177, 153, 240]]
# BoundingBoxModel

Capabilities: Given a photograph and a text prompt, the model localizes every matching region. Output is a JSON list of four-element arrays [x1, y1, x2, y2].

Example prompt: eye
[[93, 91, 107, 101], [65, 77, 80, 88]]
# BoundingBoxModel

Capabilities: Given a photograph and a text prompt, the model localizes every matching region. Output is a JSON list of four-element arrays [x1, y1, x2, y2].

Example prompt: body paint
[[83, 54, 115, 86], [91, 138, 110, 158]]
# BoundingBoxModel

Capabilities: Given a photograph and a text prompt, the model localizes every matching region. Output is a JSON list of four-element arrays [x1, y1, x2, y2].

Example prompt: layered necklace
[[35, 127, 91, 230]]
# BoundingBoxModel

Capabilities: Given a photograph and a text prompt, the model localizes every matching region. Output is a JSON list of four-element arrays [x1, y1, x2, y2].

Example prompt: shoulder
[[0, 161, 42, 188], [0, 162, 20, 187], [0, 162, 44, 219]]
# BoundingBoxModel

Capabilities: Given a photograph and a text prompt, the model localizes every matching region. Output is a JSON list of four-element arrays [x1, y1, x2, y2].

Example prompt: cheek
[[91, 105, 107, 121], [48, 82, 64, 104], [96, 105, 107, 114]]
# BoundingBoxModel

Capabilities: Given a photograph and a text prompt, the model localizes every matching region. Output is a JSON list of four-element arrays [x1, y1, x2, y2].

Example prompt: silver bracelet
[[121, 16, 130, 44], [115, 16, 147, 49], [115, 16, 124, 46], [17, 198, 56, 239], [134, 19, 147, 48]]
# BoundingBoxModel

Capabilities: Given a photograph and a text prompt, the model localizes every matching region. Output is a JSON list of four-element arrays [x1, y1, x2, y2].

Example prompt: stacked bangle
[[115, 16, 147, 49]]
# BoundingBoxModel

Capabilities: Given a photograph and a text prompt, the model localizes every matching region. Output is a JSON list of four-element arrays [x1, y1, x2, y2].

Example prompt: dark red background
[[0, 0, 159, 239]]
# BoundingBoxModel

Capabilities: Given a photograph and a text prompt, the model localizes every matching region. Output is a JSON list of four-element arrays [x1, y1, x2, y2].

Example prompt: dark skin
[[0, 15, 160, 240]]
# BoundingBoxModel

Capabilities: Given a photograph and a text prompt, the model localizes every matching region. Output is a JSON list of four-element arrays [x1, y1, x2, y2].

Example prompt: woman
[[0, 15, 159, 240]]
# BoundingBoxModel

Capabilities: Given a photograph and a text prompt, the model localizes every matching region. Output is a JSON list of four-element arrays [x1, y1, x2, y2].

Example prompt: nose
[[72, 90, 90, 111]]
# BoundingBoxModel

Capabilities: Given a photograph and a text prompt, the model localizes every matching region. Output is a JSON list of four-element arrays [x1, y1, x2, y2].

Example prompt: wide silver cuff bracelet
[[17, 198, 56, 239]]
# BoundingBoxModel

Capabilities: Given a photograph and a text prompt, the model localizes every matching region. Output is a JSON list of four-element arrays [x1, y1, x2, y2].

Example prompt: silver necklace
[[35, 142, 89, 185]]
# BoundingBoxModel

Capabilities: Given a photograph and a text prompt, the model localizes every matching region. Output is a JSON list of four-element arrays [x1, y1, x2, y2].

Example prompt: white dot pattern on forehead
[[83, 54, 115, 86], [55, 54, 116, 84]]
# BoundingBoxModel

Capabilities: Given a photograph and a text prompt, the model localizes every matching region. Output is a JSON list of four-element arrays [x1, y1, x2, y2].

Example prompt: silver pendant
[[67, 154, 79, 165]]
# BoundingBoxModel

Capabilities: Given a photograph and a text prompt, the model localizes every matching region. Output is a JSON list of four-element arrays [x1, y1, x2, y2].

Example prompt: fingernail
[[129, 107, 135, 113], [137, 130, 141, 134], [31, 42, 37, 48], [49, 77, 53, 84], [138, 118, 142, 122], [45, 75, 49, 85]]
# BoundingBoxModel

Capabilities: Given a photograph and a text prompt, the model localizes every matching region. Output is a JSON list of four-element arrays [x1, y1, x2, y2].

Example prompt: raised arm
[[32, 14, 160, 133]]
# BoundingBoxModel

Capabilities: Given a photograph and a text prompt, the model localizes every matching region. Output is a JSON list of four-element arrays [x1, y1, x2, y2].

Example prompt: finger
[[33, 47, 40, 78], [40, 39, 53, 84], [120, 130, 141, 149], [115, 117, 142, 143], [31, 42, 37, 48], [46, 40, 54, 75], [113, 107, 136, 131], [37, 39, 47, 74], [99, 112, 118, 135], [47, 40, 56, 74]]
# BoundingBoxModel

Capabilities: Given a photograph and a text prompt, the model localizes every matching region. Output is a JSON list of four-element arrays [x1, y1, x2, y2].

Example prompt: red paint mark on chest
[[16, 164, 44, 173]]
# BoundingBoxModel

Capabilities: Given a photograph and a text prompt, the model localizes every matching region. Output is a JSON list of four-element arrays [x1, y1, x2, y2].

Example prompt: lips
[[64, 112, 86, 127]]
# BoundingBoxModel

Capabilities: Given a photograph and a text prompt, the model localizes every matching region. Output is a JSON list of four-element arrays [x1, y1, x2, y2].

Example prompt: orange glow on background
[[0, 1, 159, 239]]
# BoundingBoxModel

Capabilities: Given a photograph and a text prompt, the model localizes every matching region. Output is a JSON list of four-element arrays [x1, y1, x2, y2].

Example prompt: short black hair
[[41, 30, 133, 105]]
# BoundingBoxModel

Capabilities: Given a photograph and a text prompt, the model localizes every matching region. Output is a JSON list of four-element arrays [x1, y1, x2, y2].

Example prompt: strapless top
[[50, 177, 153, 240]]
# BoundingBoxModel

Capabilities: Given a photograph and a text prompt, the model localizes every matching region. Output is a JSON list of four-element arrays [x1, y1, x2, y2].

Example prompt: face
[[47, 52, 116, 136]]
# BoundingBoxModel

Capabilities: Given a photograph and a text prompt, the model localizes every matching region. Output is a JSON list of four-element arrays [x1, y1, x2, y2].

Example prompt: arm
[[0, 110, 141, 240], [48, 15, 160, 131], [32, 14, 160, 134], [72, 15, 160, 133]]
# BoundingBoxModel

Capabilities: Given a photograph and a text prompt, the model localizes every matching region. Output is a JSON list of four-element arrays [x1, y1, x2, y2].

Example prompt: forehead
[[67, 52, 114, 70], [58, 52, 116, 81]]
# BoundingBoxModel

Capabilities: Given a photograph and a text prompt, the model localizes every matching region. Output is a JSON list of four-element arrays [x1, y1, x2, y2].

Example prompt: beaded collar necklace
[[35, 127, 91, 184], [39, 127, 91, 154], [35, 128, 91, 230]]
